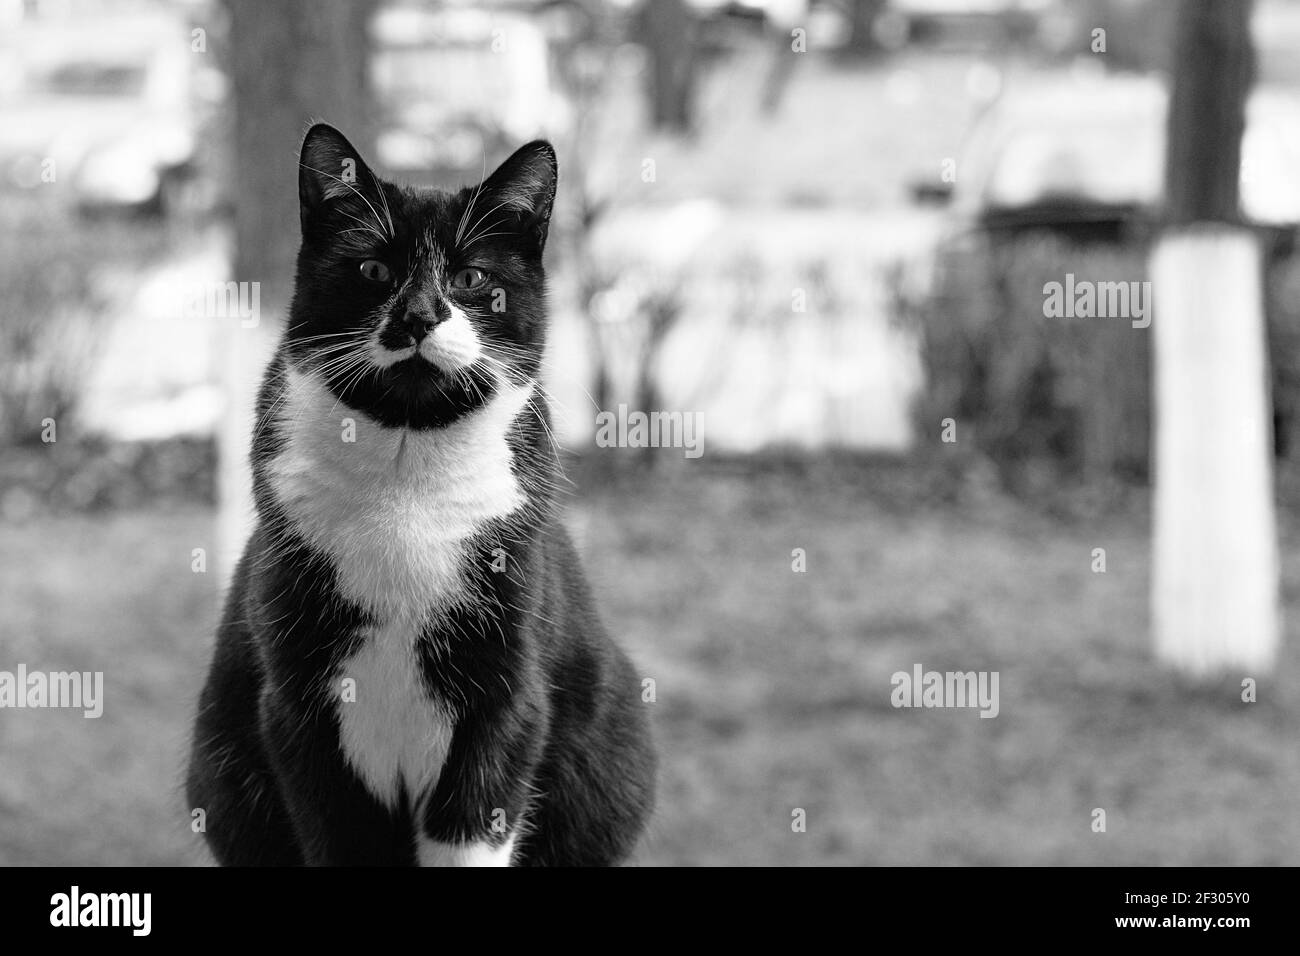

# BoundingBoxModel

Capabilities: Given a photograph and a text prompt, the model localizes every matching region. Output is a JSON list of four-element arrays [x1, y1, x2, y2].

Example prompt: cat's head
[[287, 123, 557, 429]]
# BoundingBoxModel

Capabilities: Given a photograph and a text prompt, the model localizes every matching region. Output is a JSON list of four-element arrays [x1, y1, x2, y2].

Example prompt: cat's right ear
[[298, 123, 387, 235]]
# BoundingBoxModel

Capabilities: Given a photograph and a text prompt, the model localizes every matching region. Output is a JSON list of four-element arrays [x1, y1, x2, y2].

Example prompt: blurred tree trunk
[[760, 0, 809, 115], [845, 0, 886, 54], [1152, 0, 1277, 674], [216, 0, 376, 575], [634, 0, 698, 132], [1164, 1, 1251, 226], [227, 0, 375, 309]]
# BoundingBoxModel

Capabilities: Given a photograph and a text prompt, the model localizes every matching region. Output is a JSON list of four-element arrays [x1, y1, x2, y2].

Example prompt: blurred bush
[[0, 221, 103, 448], [892, 231, 1300, 494], [0, 207, 204, 516], [0, 205, 172, 443], [1, 436, 215, 520], [890, 234, 1150, 492]]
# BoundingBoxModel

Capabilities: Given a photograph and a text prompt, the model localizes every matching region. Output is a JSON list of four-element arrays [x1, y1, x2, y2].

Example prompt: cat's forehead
[[391, 185, 471, 256]]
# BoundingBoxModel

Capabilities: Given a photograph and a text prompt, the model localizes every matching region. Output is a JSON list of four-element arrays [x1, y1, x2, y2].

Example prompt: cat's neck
[[261, 364, 542, 621], [272, 365, 534, 481]]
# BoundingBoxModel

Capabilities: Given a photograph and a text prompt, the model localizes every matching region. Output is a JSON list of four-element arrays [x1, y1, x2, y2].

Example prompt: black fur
[[186, 124, 656, 866]]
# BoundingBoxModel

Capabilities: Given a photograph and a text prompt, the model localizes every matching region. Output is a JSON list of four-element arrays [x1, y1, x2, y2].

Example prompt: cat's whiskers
[[296, 339, 369, 367], [453, 150, 490, 247], [470, 352, 570, 493], [474, 349, 566, 427], [299, 162, 394, 239], [373, 181, 395, 243], [309, 352, 371, 386], [302, 343, 366, 374], [477, 342, 584, 416], [290, 328, 368, 343], [337, 362, 381, 410], [460, 227, 514, 248], [335, 209, 389, 245], [322, 355, 382, 420], [255, 337, 370, 445], [459, 199, 517, 247], [519, 361, 604, 417]]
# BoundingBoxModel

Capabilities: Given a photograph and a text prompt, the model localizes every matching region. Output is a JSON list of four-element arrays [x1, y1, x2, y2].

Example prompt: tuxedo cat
[[186, 124, 655, 866]]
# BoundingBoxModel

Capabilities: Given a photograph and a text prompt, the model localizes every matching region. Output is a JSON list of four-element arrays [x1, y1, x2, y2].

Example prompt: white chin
[[370, 343, 417, 369], [418, 338, 477, 373]]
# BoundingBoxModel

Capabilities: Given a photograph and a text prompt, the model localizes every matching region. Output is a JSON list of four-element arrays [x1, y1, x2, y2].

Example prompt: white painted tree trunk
[[1151, 226, 1279, 675]]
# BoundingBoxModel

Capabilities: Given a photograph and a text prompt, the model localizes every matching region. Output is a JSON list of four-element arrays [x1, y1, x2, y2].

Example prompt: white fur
[[336, 618, 454, 810], [420, 307, 483, 372], [418, 834, 517, 867], [366, 305, 483, 373], [267, 365, 532, 860], [267, 367, 532, 619], [367, 333, 416, 369]]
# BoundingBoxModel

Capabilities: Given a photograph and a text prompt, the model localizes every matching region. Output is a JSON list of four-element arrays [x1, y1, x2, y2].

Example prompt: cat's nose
[[402, 302, 448, 341]]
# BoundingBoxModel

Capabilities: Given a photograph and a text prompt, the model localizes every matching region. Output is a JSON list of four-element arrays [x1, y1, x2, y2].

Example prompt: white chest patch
[[336, 618, 454, 810], [267, 367, 533, 620], [267, 365, 532, 819]]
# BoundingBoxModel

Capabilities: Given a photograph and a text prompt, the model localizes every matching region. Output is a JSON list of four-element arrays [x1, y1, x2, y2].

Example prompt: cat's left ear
[[298, 123, 388, 236], [475, 141, 558, 253]]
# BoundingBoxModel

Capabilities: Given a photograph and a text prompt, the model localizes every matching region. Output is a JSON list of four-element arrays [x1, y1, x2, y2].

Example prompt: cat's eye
[[451, 267, 489, 291], [359, 259, 391, 283]]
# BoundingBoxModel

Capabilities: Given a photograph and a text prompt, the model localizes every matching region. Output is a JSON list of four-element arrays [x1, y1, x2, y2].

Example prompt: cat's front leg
[[416, 718, 544, 867], [259, 689, 415, 866]]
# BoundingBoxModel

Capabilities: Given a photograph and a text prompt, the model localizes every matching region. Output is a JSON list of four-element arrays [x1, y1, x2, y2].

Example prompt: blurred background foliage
[[3, 0, 1300, 513]]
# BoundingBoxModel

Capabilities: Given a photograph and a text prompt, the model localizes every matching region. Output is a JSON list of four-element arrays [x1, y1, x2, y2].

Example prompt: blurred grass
[[2, 458, 1298, 865]]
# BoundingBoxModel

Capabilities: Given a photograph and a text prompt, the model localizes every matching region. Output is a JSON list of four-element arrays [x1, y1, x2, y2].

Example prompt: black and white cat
[[186, 124, 656, 866]]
